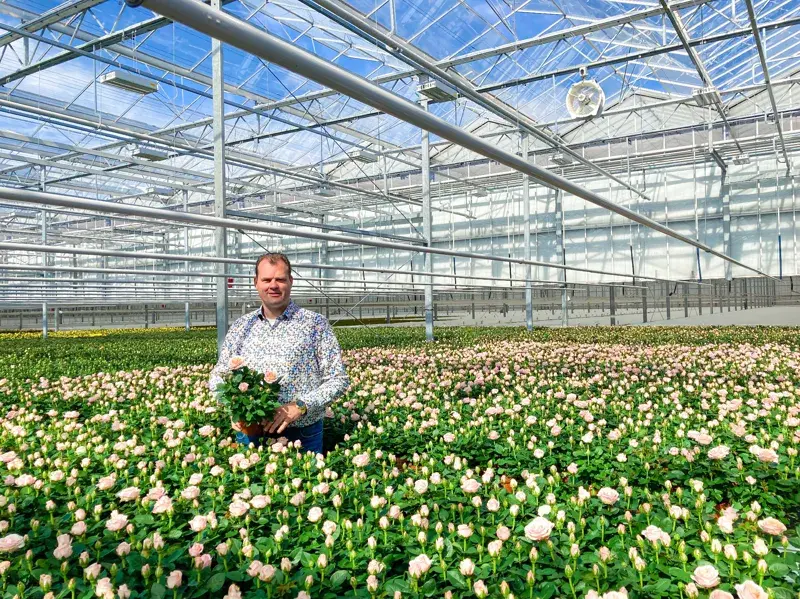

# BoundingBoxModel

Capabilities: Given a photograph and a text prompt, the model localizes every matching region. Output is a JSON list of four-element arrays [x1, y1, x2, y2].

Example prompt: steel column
[[183, 189, 191, 331], [421, 99, 434, 342], [609, 285, 616, 326], [213, 0, 228, 353], [522, 132, 532, 331]]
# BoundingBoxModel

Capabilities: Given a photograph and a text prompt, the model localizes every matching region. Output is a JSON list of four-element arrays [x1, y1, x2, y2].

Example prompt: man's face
[[254, 260, 293, 312]]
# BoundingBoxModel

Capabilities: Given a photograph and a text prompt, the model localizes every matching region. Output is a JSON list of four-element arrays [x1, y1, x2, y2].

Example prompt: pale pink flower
[[228, 500, 249, 518], [223, 583, 242, 599], [459, 558, 475, 576], [237, 382, 249, 392], [757, 517, 787, 536], [524, 517, 554, 541], [181, 486, 200, 501], [460, 479, 480, 494], [116, 487, 140, 502], [105, 511, 128, 532], [352, 453, 370, 468], [166, 571, 182, 589], [708, 446, 730, 460], [53, 534, 72, 559], [496, 526, 510, 541], [307, 507, 323, 523], [70, 521, 87, 536], [0, 534, 24, 553], [188, 543, 204, 558], [709, 591, 734, 599], [473, 580, 488, 598], [414, 480, 428, 494], [408, 554, 432, 578], [734, 581, 768, 599], [189, 515, 207, 533], [597, 487, 619, 505], [152, 496, 173, 514], [692, 565, 720, 589], [228, 357, 245, 370]]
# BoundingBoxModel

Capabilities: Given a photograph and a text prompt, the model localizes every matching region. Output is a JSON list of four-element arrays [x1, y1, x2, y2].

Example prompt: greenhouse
[[0, 0, 799, 597]]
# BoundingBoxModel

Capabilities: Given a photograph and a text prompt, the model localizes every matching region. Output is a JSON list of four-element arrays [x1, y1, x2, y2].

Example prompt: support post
[[684, 283, 689, 317], [555, 189, 567, 327], [522, 132, 533, 331], [144, 304, 149, 329], [642, 284, 648, 323], [183, 190, 191, 331], [42, 207, 49, 339], [743, 278, 748, 309], [41, 167, 48, 339], [698, 284, 703, 316], [609, 285, 616, 326], [421, 99, 434, 342], [213, 0, 229, 355], [665, 281, 671, 320]]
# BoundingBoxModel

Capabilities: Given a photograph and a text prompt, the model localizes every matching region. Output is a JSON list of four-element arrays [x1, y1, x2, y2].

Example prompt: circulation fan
[[566, 67, 605, 119]]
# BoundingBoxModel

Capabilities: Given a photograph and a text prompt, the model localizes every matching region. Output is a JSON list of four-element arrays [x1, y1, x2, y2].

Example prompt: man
[[209, 252, 349, 453]]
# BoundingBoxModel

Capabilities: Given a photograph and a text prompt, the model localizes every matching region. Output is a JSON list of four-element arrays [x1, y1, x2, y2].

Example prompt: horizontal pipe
[[0, 242, 644, 289], [128, 0, 774, 283], [0, 187, 695, 284]]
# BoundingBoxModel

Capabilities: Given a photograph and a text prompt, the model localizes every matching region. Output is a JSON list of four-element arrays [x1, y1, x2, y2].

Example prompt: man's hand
[[264, 403, 304, 434]]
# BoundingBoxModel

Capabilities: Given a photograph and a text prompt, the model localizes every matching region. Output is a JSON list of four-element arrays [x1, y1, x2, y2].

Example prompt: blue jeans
[[236, 419, 324, 454]]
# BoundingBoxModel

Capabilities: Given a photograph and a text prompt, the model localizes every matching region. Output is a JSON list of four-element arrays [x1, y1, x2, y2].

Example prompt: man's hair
[[254, 252, 292, 277]]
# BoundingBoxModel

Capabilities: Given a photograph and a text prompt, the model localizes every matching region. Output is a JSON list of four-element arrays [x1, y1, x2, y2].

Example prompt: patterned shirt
[[209, 301, 350, 427]]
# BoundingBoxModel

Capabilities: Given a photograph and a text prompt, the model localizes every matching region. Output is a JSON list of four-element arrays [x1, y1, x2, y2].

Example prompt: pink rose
[[116, 487, 140, 502], [757, 517, 786, 536], [414, 480, 428, 494], [105, 511, 128, 532], [708, 446, 730, 460], [0, 534, 25, 553], [228, 500, 249, 518], [166, 570, 182, 589], [70, 521, 87, 536], [523, 517, 554, 541], [597, 487, 619, 505], [264, 371, 278, 383], [189, 515, 207, 533], [188, 543, 204, 558], [307, 507, 323, 523], [352, 453, 370, 468], [460, 479, 481, 494], [408, 554, 432, 578], [709, 592, 733, 599], [692, 565, 720, 589], [152, 496, 173, 514], [238, 382, 249, 392], [229, 357, 245, 370], [734, 581, 768, 599]]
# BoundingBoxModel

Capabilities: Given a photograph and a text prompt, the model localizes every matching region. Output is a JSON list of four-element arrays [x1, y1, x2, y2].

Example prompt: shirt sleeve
[[301, 316, 350, 420]]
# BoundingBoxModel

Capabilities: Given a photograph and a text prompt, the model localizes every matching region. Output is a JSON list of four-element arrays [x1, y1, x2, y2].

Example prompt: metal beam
[[658, 0, 744, 153], [126, 0, 774, 281], [0, 0, 106, 49], [743, 0, 792, 169], [0, 243, 644, 289], [0, 186, 705, 284], [212, 0, 228, 354]]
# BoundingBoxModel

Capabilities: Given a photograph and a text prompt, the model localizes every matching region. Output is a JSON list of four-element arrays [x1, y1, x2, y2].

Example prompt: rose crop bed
[[0, 333, 799, 599]]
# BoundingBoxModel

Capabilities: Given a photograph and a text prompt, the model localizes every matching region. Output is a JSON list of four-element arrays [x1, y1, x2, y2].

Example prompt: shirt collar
[[257, 300, 298, 322]]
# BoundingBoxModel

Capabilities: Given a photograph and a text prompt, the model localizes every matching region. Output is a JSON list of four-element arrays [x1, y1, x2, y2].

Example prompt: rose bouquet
[[216, 356, 281, 436]]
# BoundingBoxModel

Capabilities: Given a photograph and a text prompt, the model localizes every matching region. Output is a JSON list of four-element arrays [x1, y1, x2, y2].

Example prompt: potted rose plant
[[216, 356, 282, 437]]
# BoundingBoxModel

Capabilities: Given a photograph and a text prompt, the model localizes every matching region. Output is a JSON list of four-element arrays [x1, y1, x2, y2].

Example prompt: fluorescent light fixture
[[315, 186, 337, 197], [132, 146, 169, 161], [692, 87, 721, 107], [348, 149, 378, 163], [732, 154, 751, 165], [147, 186, 173, 196], [550, 153, 572, 166], [417, 80, 457, 102], [98, 70, 159, 95]]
